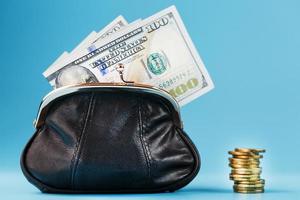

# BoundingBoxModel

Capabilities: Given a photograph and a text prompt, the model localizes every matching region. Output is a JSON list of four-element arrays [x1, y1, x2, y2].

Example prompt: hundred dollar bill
[[43, 16, 128, 83], [46, 5, 214, 106], [71, 15, 129, 54], [42, 31, 97, 79], [44, 18, 141, 87], [85, 18, 141, 53]]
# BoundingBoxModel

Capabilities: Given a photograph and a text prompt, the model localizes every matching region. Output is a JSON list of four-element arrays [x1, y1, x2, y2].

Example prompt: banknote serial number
[[158, 70, 192, 89], [158, 71, 199, 98]]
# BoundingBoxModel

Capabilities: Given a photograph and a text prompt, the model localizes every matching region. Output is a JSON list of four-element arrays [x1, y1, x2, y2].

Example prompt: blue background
[[0, 0, 299, 199]]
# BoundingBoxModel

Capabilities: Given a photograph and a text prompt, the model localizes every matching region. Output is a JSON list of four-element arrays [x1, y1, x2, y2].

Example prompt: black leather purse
[[21, 82, 200, 193]]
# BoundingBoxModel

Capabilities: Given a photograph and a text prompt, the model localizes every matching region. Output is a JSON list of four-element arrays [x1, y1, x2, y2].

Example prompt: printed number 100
[[168, 78, 199, 98]]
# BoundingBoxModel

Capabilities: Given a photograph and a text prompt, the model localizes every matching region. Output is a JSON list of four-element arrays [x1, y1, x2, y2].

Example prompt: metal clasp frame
[[115, 63, 134, 85]]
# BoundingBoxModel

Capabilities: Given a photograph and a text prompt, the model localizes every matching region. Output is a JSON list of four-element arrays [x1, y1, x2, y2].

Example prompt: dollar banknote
[[71, 16, 129, 54], [45, 5, 214, 106], [43, 16, 128, 84], [44, 18, 142, 87]]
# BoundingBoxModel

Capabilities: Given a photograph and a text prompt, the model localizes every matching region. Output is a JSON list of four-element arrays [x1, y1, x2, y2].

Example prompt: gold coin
[[234, 179, 265, 185], [232, 167, 261, 171], [228, 151, 256, 156], [230, 163, 260, 167], [229, 158, 260, 163], [230, 175, 260, 179], [234, 183, 264, 188], [234, 182, 264, 186], [230, 160, 260, 164], [230, 161, 260, 165], [234, 189, 264, 193], [231, 176, 261, 179], [231, 170, 261, 175], [235, 148, 266, 153], [230, 174, 260, 179], [231, 171, 261, 175], [234, 182, 264, 187], [233, 155, 263, 159], [234, 185, 264, 189], [234, 188, 265, 192], [230, 177, 261, 181], [230, 176, 260, 181], [229, 163, 259, 168], [232, 167, 261, 173], [230, 172, 260, 175]]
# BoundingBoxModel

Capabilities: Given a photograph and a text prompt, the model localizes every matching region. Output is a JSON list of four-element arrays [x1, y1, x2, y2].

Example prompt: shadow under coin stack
[[228, 148, 266, 193]]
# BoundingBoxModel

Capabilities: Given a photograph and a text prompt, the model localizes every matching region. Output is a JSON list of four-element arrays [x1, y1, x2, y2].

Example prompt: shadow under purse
[[20, 68, 200, 193]]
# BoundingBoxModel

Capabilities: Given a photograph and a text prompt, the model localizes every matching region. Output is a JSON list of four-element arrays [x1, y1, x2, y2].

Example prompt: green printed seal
[[147, 53, 167, 75]]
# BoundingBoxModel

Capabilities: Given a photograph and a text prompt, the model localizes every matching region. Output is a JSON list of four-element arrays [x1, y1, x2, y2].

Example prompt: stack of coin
[[228, 148, 266, 193]]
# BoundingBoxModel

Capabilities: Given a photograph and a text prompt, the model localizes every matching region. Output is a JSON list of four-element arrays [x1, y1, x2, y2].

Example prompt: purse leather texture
[[21, 87, 200, 193]]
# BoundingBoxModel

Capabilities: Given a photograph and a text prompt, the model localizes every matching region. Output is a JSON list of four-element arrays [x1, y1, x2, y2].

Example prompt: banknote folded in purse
[[20, 83, 200, 193]]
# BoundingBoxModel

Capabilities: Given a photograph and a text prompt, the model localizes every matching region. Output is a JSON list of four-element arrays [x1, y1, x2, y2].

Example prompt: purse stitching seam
[[69, 93, 95, 189], [141, 102, 153, 169], [138, 97, 151, 180], [73, 93, 96, 187], [174, 128, 185, 145]]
